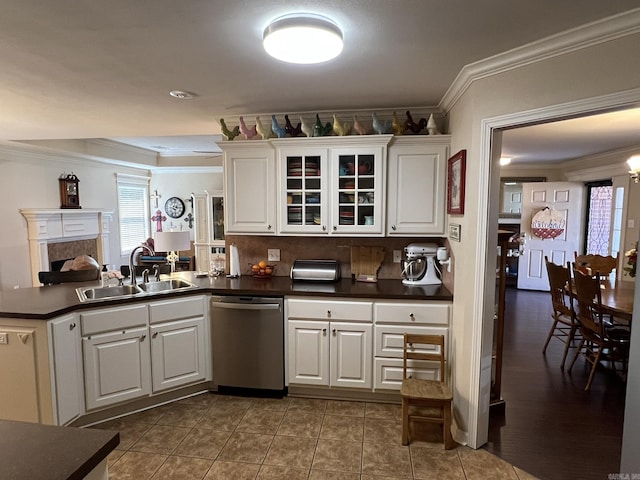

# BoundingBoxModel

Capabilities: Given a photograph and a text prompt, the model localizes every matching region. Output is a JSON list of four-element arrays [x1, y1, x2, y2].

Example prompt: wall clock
[[59, 173, 81, 209], [164, 196, 185, 218]]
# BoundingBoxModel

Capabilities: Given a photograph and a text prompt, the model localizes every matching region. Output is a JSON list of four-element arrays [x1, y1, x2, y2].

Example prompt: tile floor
[[93, 393, 538, 480]]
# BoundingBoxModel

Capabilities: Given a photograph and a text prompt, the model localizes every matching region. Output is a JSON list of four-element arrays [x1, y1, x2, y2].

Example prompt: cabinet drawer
[[80, 304, 148, 336], [374, 357, 441, 391], [287, 298, 372, 322], [374, 302, 450, 325], [374, 325, 447, 358], [149, 296, 204, 324]]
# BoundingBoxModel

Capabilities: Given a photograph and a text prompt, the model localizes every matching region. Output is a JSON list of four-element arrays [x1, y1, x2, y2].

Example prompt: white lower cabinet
[[49, 314, 83, 425], [287, 298, 373, 390], [330, 322, 372, 389], [80, 296, 208, 412], [83, 326, 151, 411], [373, 301, 451, 391], [288, 320, 329, 386], [150, 317, 206, 392]]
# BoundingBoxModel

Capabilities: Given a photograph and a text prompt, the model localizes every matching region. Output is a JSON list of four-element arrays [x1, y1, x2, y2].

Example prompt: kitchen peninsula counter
[[0, 272, 452, 320], [0, 420, 118, 479]]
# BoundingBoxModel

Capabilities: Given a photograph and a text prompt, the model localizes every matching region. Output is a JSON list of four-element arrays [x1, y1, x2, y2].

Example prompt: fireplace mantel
[[20, 209, 113, 286]]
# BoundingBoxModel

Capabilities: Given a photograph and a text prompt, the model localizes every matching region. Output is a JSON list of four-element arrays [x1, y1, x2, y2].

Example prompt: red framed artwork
[[447, 149, 466, 215]]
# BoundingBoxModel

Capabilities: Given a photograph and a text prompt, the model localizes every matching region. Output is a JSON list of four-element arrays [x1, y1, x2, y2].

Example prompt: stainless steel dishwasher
[[210, 296, 284, 395]]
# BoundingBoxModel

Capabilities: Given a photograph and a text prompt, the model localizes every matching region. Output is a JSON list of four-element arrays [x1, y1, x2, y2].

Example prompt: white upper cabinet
[[386, 136, 450, 235], [220, 140, 276, 235], [273, 136, 391, 236]]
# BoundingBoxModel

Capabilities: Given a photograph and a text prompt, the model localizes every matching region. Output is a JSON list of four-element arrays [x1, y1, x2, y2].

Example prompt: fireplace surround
[[20, 209, 113, 286]]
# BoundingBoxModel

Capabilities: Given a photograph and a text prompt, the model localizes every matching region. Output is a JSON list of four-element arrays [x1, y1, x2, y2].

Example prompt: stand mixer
[[401, 243, 442, 285]]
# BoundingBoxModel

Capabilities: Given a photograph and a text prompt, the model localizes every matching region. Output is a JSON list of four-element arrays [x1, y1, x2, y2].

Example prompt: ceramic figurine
[[300, 116, 313, 137], [372, 112, 391, 135], [353, 115, 369, 135], [313, 114, 333, 137], [332, 114, 351, 136], [239, 116, 257, 139], [271, 115, 286, 138], [255, 116, 272, 139], [219, 118, 240, 140], [405, 110, 427, 134], [427, 113, 441, 135], [392, 111, 405, 135], [284, 114, 303, 137]]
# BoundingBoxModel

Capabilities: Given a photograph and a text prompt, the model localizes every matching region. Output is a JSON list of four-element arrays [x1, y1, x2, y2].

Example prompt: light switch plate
[[268, 249, 281, 262], [393, 250, 402, 263], [0, 333, 8, 345]]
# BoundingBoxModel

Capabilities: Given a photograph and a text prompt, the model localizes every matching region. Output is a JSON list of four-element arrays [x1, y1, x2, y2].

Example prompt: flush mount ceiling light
[[263, 13, 343, 64], [499, 157, 512, 166]]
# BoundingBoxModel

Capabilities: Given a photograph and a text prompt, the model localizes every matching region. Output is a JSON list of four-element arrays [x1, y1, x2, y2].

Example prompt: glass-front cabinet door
[[331, 146, 385, 235], [277, 147, 329, 234]]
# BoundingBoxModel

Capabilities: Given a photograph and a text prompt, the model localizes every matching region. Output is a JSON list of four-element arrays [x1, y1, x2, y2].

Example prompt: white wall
[[0, 144, 148, 289], [0, 143, 224, 289], [446, 31, 640, 452], [149, 170, 223, 241]]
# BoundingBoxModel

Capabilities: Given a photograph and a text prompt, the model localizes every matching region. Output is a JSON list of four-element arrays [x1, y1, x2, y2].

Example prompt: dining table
[[598, 279, 636, 323]]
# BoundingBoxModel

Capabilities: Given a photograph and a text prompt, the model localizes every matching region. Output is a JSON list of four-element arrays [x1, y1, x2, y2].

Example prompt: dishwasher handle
[[211, 301, 281, 311]]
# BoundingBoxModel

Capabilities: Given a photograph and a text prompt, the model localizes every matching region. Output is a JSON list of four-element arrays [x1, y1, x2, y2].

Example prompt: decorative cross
[[184, 212, 194, 229], [150, 190, 161, 208], [151, 210, 166, 232]]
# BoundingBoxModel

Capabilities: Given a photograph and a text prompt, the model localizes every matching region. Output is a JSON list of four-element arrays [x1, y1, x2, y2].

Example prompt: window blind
[[117, 180, 150, 255]]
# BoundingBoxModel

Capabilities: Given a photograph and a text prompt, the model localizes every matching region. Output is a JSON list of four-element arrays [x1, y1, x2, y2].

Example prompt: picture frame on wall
[[447, 149, 466, 215]]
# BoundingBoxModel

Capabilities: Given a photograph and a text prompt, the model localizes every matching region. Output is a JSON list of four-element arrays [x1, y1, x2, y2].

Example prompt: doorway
[[476, 95, 640, 452]]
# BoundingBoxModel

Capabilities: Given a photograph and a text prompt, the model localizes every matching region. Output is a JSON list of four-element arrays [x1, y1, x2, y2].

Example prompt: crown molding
[[440, 8, 640, 112]]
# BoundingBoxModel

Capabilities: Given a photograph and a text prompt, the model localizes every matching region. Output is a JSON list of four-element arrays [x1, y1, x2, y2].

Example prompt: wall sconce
[[628, 155, 640, 183]]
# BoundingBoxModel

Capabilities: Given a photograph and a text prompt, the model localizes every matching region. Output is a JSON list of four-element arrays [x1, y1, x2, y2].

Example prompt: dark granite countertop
[[0, 420, 118, 480], [0, 272, 452, 320]]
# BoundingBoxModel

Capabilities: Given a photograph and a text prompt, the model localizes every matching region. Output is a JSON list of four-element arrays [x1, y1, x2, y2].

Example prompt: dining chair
[[543, 257, 579, 369], [401, 333, 454, 449], [568, 268, 630, 391], [574, 251, 619, 284]]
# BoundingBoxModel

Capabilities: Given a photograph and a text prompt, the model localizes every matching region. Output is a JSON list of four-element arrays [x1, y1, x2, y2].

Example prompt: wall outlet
[[0, 333, 8, 345], [268, 249, 281, 262], [393, 250, 402, 263]]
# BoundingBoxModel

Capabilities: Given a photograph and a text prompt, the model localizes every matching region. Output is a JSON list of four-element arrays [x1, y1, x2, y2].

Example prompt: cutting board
[[350, 246, 385, 282]]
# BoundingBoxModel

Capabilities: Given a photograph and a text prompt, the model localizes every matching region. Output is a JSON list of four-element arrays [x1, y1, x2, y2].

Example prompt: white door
[[83, 327, 151, 410], [517, 181, 585, 290], [150, 318, 206, 393], [287, 320, 329, 386], [329, 322, 372, 389], [50, 315, 83, 425]]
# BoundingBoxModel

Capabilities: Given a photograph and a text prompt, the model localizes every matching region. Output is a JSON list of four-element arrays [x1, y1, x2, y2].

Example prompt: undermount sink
[[76, 279, 197, 302], [138, 279, 196, 293], [77, 284, 143, 301]]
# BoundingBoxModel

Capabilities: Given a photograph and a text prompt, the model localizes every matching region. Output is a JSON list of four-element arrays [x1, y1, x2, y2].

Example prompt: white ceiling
[[1, 1, 639, 164]]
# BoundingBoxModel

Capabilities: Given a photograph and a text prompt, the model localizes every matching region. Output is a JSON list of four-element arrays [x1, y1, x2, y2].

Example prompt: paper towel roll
[[229, 244, 241, 277]]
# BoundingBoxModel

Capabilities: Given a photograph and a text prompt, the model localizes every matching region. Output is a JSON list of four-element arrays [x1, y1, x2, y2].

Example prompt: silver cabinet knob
[[152, 332, 158, 339], [392, 225, 397, 231], [327, 310, 331, 318], [69, 323, 76, 330], [332, 329, 337, 335], [140, 334, 146, 342], [409, 313, 415, 321]]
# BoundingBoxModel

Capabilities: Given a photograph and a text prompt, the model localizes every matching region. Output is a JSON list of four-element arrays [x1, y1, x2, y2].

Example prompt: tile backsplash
[[225, 235, 453, 288]]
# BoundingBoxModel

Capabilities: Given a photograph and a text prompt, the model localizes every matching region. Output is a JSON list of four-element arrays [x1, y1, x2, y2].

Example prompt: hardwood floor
[[485, 287, 626, 480]]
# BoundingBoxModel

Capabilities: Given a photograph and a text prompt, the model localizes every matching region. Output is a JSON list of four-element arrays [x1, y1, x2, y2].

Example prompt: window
[[584, 180, 613, 256], [117, 175, 150, 255]]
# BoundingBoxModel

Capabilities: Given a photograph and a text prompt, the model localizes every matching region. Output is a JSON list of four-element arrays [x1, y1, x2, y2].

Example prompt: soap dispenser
[[101, 264, 109, 287]]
